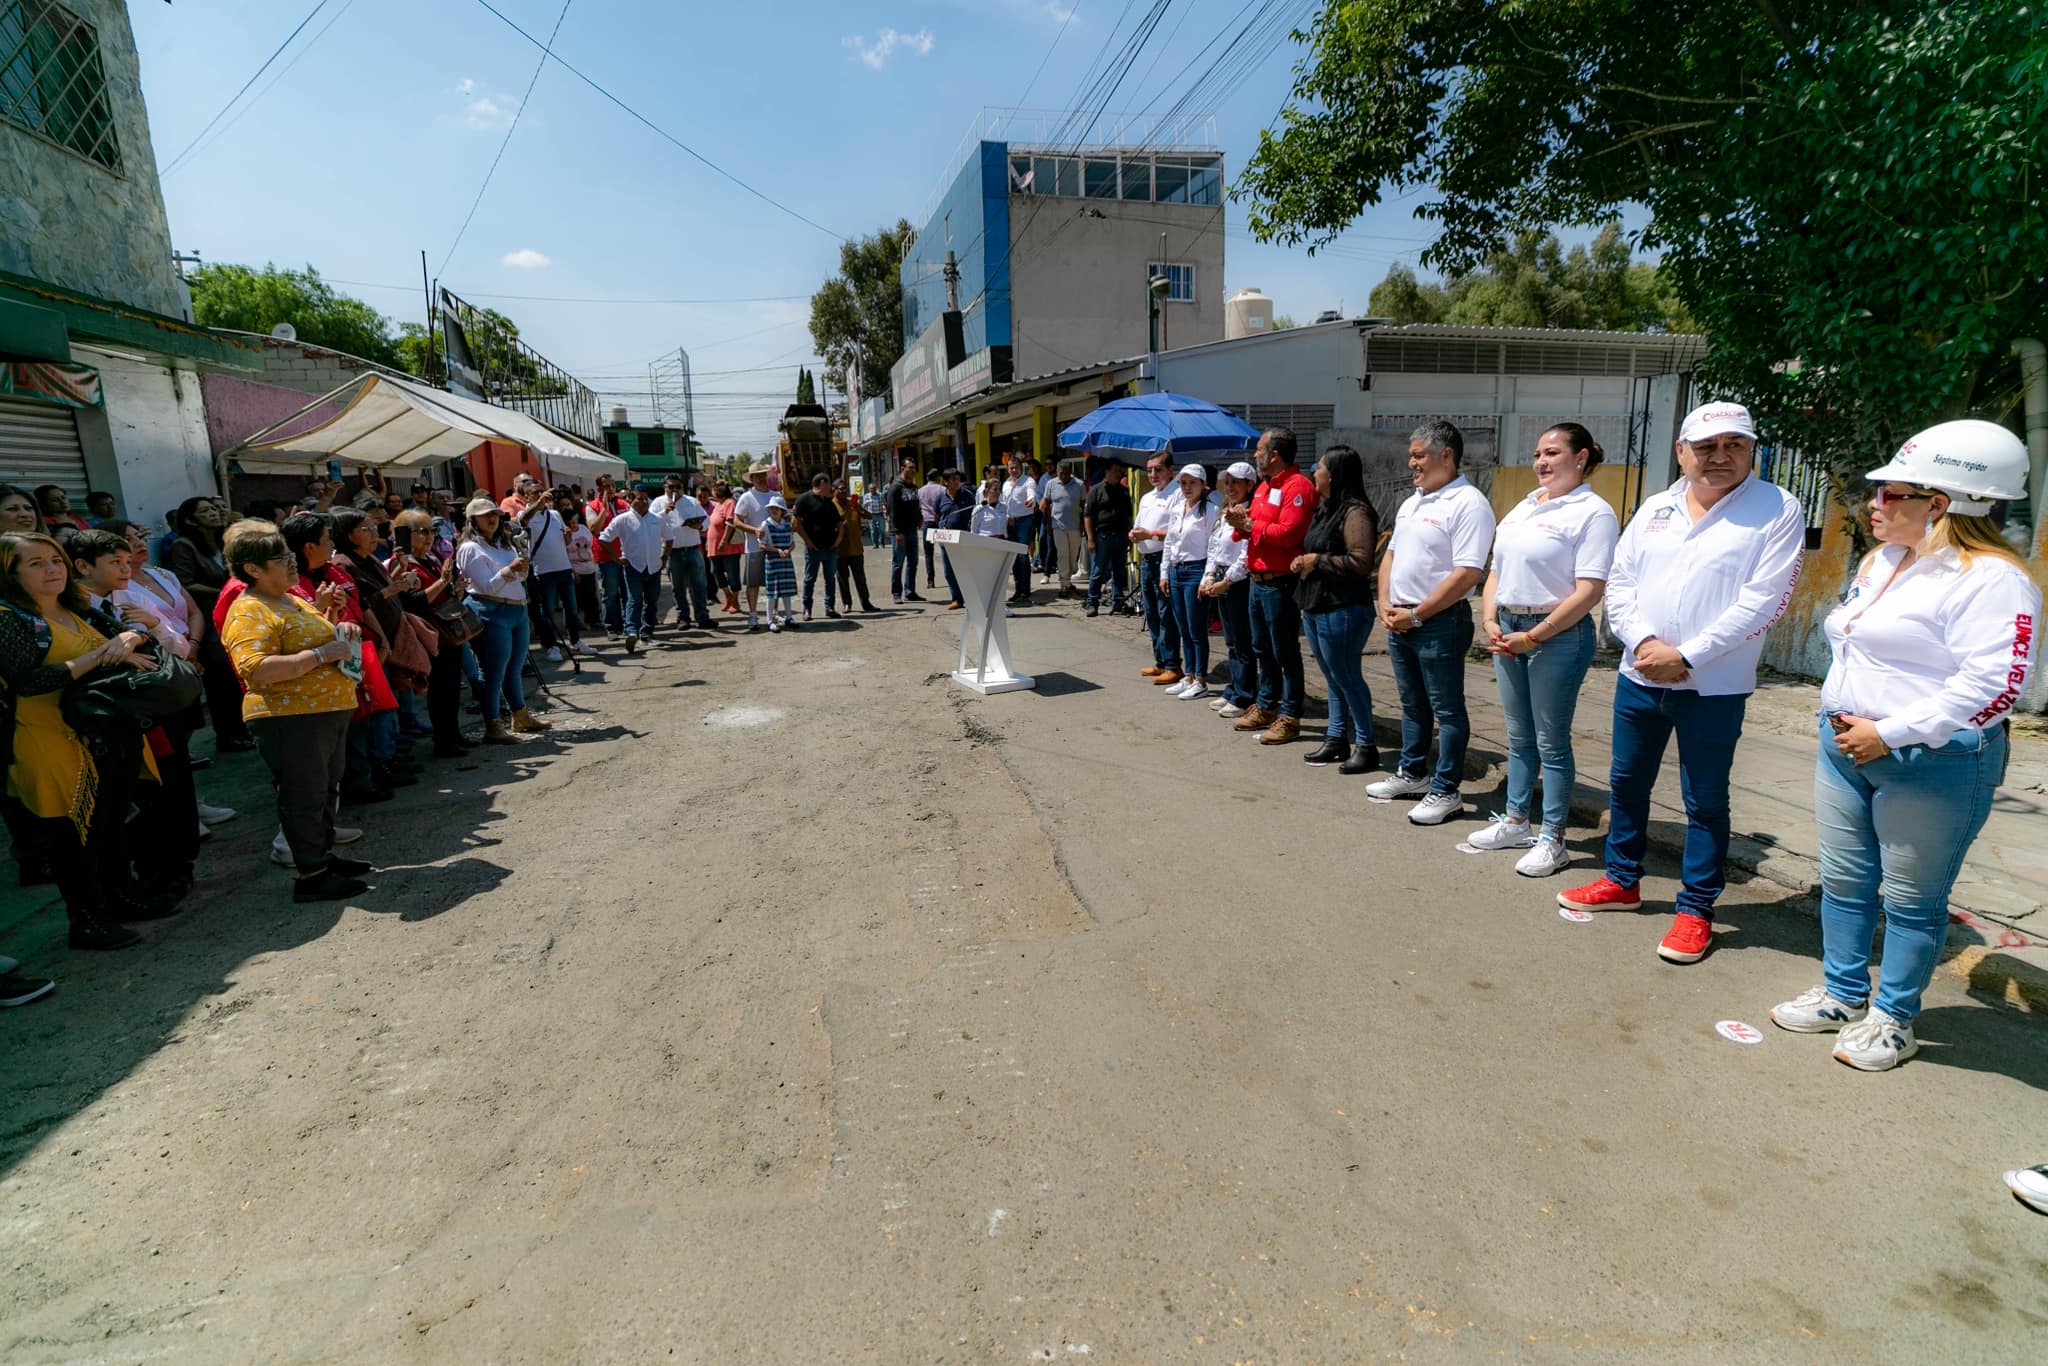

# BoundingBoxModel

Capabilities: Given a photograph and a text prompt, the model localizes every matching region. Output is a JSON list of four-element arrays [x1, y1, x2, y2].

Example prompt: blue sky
[[133, 0, 1443, 453]]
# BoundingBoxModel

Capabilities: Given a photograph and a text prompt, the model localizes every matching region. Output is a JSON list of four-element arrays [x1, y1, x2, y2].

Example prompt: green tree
[[1238, 1, 2046, 480], [809, 219, 915, 401], [796, 367, 816, 405], [1366, 228, 1694, 331], [190, 263, 401, 366], [1267, 313, 1299, 331]]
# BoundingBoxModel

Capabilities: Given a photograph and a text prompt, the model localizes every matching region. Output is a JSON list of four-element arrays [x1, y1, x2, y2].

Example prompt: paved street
[[4, 547, 2046, 1362]]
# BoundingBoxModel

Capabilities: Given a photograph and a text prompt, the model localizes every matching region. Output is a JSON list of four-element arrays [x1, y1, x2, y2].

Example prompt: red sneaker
[[1657, 914, 1713, 964], [1557, 876, 1641, 913]]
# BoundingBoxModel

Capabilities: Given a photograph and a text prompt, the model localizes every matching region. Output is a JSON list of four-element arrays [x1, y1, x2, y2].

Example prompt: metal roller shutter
[[0, 396, 90, 501]]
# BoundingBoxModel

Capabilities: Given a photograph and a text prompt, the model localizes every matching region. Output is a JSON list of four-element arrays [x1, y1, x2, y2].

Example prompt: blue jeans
[[1139, 555, 1177, 668], [940, 546, 963, 605], [473, 598, 530, 721], [621, 566, 661, 636], [1816, 718, 2006, 1021], [1385, 601, 1474, 793], [1492, 611, 1596, 835], [891, 531, 922, 597], [1007, 513, 1038, 597], [1303, 601, 1377, 744], [1166, 561, 1210, 677], [596, 560, 626, 633], [532, 567, 581, 646], [1603, 674, 1748, 918], [1248, 580, 1306, 718], [1216, 578, 1257, 705], [803, 545, 838, 611], [1086, 530, 1129, 610], [667, 545, 710, 626]]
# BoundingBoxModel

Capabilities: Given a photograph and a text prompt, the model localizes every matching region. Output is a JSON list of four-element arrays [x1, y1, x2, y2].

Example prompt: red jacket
[[1243, 467, 1317, 574]]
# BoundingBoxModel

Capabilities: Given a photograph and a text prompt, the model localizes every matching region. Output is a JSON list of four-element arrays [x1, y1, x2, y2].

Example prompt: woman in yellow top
[[0, 531, 160, 949], [219, 522, 375, 903]]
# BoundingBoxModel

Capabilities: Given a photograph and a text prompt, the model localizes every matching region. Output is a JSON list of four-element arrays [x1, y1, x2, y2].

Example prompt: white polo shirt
[[1385, 474, 1496, 605], [1821, 544, 2041, 748], [1490, 483, 1619, 607], [1133, 485, 1177, 556], [523, 505, 572, 575], [599, 506, 668, 573], [1606, 474, 1806, 696], [653, 493, 706, 549], [969, 501, 1007, 538], [1000, 473, 1039, 518]]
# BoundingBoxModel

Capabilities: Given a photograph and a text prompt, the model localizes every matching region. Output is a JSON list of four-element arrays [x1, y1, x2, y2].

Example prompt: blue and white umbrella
[[1057, 391, 1260, 463]]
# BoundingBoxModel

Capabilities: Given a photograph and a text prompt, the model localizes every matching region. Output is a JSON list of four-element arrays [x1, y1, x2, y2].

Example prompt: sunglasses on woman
[[1872, 486, 1936, 509]]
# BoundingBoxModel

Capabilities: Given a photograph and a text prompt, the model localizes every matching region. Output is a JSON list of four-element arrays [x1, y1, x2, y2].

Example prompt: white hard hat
[[1864, 419, 2027, 516]]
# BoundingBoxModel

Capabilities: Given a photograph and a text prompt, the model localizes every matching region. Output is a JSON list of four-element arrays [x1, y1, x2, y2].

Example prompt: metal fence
[[1757, 443, 1831, 545]]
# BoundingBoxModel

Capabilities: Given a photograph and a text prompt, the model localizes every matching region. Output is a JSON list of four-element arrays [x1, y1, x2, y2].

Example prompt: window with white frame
[[1147, 262, 1196, 304]]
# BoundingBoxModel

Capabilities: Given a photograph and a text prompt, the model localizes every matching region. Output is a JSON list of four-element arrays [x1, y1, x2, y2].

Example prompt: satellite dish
[[270, 322, 298, 341]]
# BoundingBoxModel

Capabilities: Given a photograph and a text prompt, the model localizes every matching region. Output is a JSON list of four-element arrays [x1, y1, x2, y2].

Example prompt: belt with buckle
[[1499, 603, 1560, 616]]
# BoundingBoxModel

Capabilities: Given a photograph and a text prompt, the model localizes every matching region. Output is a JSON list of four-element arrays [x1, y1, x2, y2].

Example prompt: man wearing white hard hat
[[1157, 463, 1222, 700], [1768, 419, 2039, 1071], [1559, 401, 1806, 966]]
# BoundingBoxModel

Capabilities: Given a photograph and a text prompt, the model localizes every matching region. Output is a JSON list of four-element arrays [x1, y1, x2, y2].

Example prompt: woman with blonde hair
[[1770, 420, 2040, 1070]]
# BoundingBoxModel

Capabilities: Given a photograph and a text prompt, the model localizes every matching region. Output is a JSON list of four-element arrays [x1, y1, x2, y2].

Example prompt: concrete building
[[0, 0, 264, 528], [601, 415, 699, 482], [880, 112, 1225, 450]]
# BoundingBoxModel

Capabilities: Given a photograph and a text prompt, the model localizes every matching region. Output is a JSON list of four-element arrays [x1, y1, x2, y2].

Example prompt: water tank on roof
[[610, 405, 629, 425], [1225, 287, 1274, 341]]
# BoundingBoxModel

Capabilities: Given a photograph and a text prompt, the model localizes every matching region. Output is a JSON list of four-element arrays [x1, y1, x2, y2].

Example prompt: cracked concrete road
[[4, 555, 2046, 1361]]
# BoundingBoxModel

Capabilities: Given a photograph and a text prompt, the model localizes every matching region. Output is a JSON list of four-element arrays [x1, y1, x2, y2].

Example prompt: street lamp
[[1146, 272, 1171, 393]]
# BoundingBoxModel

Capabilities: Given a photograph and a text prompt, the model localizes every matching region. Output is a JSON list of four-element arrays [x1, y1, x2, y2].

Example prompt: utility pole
[[419, 250, 437, 386], [944, 249, 970, 470]]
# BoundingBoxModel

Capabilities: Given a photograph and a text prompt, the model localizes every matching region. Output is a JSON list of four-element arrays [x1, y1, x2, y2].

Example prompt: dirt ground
[[4, 553, 2046, 1362]]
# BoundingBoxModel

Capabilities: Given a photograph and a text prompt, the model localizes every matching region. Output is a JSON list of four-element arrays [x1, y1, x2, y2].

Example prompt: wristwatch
[[1407, 607, 1422, 629]]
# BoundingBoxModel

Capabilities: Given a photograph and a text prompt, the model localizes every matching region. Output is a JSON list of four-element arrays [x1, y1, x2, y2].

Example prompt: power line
[[166, 0, 359, 175], [158, 0, 332, 177], [326, 278, 810, 306], [473, 0, 844, 242], [440, 0, 574, 277], [1015, 2, 1083, 110]]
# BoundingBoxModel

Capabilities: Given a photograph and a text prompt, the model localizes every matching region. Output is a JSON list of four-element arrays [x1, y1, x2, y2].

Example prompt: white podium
[[928, 529, 1035, 694]]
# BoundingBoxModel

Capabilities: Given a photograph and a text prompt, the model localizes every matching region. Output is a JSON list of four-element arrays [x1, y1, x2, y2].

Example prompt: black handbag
[[427, 594, 484, 647], [60, 639, 203, 744]]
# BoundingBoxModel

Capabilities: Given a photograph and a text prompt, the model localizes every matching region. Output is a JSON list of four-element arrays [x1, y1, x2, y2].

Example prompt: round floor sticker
[[1715, 1019, 1763, 1045], [1557, 905, 1594, 923]]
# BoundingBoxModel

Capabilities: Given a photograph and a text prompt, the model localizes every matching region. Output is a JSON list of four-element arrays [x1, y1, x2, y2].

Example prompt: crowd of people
[[2, 406, 2042, 1084]]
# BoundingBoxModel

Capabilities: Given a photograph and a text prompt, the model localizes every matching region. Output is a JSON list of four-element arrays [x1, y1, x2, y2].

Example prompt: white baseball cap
[[1680, 402, 1757, 443], [1176, 462, 1209, 482], [1223, 461, 1258, 481]]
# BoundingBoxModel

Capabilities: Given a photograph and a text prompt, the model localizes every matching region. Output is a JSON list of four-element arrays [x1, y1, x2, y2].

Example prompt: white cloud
[[455, 76, 477, 96], [501, 249, 551, 270], [843, 27, 935, 70], [1044, 3, 1077, 22]]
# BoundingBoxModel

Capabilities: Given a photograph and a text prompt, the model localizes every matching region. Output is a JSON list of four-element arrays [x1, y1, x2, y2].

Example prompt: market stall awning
[[228, 372, 625, 484]]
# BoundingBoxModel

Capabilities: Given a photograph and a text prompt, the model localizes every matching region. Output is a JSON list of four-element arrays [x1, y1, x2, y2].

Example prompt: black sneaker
[[904, 592, 926, 602], [0, 971, 55, 1007], [294, 870, 369, 903], [1085, 605, 1099, 617], [1338, 746, 1381, 776], [825, 609, 842, 619], [328, 856, 374, 878], [69, 917, 141, 951]]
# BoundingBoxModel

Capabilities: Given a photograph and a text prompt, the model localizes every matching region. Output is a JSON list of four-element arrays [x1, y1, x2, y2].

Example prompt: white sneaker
[[1208, 695, 1230, 711], [197, 821, 211, 841], [1004, 607, 1016, 618], [768, 620, 781, 633], [196, 801, 238, 824], [1179, 680, 1209, 701], [1514, 835, 1572, 878], [1406, 791, 1463, 825], [1832, 1010, 1918, 1071], [1464, 813, 1535, 851], [2003, 1165, 2048, 1215], [335, 825, 362, 845], [1216, 702, 1246, 718], [1770, 985, 1869, 1033], [544, 646, 564, 662], [1365, 771, 1431, 801], [272, 826, 362, 866]]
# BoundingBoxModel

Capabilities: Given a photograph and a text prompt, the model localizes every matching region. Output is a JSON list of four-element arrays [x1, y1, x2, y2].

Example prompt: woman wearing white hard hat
[[1770, 419, 2041, 1071], [1199, 461, 1258, 717], [1157, 464, 1221, 699]]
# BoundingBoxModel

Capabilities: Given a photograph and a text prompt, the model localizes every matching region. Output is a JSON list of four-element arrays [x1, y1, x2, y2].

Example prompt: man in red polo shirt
[[1222, 426, 1317, 744], [584, 473, 631, 638]]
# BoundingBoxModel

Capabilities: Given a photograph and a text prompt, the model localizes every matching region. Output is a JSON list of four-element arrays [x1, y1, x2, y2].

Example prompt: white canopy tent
[[226, 372, 626, 486]]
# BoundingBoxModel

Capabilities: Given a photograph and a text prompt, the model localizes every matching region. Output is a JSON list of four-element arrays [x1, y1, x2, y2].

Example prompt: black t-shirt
[[1084, 480, 1134, 537], [886, 478, 925, 533], [792, 491, 842, 547]]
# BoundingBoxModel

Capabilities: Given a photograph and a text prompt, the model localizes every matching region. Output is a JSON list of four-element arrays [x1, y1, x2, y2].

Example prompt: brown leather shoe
[[1258, 714, 1302, 745], [1151, 670, 1183, 686], [1139, 666, 1164, 677], [1233, 704, 1277, 732]]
